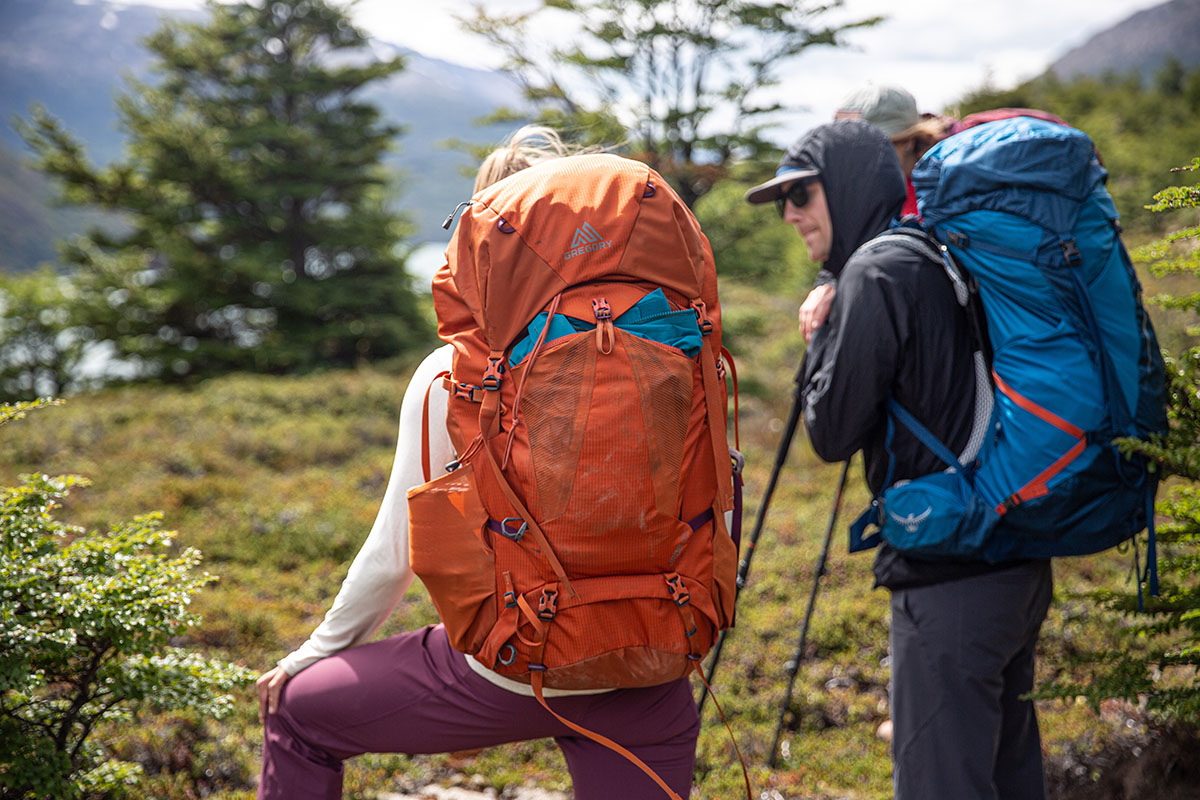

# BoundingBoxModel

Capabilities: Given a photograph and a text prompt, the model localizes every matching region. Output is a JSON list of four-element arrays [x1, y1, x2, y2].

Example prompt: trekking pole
[[698, 382, 805, 713], [767, 458, 850, 769]]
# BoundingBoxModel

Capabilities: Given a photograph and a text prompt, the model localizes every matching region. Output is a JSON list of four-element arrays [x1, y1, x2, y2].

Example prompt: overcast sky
[[139, 0, 1164, 143]]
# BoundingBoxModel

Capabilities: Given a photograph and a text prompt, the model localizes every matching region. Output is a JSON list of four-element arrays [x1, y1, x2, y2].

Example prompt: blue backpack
[[849, 117, 1168, 593]]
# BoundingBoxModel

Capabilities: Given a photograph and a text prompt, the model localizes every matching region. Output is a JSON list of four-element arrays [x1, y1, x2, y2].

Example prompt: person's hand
[[256, 665, 292, 723], [798, 283, 836, 344]]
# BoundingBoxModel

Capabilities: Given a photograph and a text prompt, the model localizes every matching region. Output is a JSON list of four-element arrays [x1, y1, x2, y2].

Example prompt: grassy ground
[[2, 273, 1194, 799]]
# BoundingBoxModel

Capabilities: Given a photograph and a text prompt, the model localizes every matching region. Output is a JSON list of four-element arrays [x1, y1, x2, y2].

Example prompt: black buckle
[[1060, 238, 1082, 266]]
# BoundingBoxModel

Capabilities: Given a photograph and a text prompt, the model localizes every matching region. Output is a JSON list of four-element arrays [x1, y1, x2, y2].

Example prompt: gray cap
[[835, 84, 920, 138]]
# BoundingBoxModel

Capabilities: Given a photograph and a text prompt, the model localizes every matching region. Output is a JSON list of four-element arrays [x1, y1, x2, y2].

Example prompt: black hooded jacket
[[795, 121, 1008, 589]]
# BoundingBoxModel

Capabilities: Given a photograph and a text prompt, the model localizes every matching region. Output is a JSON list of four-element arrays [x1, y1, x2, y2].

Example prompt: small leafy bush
[[0, 400, 253, 800]]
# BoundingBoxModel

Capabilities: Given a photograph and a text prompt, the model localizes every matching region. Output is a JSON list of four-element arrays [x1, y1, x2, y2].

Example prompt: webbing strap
[[421, 370, 452, 483], [478, 389, 577, 598], [720, 346, 740, 450], [690, 661, 754, 800], [887, 399, 968, 472], [1145, 486, 1159, 599], [700, 344, 734, 512], [530, 672, 683, 800]]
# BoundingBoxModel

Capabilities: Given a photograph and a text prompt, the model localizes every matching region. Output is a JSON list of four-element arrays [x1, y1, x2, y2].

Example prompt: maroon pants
[[258, 625, 700, 799]]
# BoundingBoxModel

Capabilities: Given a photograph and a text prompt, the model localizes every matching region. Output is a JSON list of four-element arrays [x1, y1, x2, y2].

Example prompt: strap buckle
[[482, 357, 505, 391], [1060, 238, 1082, 266], [665, 573, 691, 607], [453, 381, 483, 403], [591, 297, 612, 320], [537, 588, 559, 621], [691, 300, 713, 335]]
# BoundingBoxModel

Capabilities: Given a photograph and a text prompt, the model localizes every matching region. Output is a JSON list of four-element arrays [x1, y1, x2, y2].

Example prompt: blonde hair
[[890, 117, 953, 151], [473, 125, 577, 194]]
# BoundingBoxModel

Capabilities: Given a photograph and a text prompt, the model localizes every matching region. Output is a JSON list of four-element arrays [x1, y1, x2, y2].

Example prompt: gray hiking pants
[[889, 559, 1053, 800]]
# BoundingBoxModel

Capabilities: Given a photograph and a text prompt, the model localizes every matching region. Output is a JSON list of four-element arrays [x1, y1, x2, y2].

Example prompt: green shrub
[[0, 400, 252, 799]]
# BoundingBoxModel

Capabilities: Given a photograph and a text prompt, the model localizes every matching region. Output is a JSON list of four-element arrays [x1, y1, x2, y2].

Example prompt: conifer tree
[[17, 0, 429, 380]]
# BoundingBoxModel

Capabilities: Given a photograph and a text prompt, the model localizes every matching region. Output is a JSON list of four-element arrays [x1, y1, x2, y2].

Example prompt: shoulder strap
[[887, 398, 969, 472]]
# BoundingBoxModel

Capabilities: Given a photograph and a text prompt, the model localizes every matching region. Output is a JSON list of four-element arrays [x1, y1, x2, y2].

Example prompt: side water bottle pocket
[[407, 461, 497, 654]]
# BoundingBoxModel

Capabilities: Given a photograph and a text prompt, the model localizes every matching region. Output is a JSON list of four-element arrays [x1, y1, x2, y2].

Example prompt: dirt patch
[[1045, 706, 1200, 800]]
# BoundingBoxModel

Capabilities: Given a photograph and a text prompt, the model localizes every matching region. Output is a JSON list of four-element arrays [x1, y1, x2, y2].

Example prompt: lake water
[[406, 240, 449, 292]]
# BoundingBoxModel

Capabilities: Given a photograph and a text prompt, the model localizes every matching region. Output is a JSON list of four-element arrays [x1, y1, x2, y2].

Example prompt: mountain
[[1049, 0, 1200, 81], [0, 0, 523, 271]]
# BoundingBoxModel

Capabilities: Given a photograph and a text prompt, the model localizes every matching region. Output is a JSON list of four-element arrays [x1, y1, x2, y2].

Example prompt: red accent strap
[[530, 672, 684, 800], [421, 370, 452, 483], [691, 661, 754, 800], [720, 346, 740, 450], [996, 437, 1089, 515], [991, 369, 1089, 514], [993, 370, 1083, 438]]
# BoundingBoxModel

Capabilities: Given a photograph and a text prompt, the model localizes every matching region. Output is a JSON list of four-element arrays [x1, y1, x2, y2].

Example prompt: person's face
[[781, 180, 833, 264]]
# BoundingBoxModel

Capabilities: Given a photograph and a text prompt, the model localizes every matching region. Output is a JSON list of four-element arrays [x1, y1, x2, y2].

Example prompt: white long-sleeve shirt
[[278, 344, 605, 697]]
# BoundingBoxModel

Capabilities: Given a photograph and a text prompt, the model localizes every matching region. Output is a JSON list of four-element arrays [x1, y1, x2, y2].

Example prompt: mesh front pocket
[[624, 334, 693, 518], [521, 333, 596, 520]]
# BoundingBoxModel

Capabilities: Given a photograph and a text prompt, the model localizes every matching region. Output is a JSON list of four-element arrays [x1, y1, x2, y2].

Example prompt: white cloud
[[135, 0, 1165, 144]]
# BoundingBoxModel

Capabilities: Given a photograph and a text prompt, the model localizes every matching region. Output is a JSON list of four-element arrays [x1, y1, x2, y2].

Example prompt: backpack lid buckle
[[1060, 238, 1082, 266], [591, 297, 612, 320]]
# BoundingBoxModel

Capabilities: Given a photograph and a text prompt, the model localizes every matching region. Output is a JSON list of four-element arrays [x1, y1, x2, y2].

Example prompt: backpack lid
[[912, 117, 1106, 230], [435, 153, 714, 354]]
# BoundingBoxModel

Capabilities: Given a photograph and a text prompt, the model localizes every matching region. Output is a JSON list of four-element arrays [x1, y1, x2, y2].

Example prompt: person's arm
[[800, 258, 904, 462], [258, 344, 455, 719], [277, 345, 455, 676]]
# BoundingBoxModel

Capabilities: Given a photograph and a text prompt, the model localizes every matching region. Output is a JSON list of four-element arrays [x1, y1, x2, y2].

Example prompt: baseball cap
[[836, 84, 920, 138]]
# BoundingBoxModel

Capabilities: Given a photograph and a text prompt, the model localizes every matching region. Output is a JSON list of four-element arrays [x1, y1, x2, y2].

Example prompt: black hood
[[778, 120, 906, 276]]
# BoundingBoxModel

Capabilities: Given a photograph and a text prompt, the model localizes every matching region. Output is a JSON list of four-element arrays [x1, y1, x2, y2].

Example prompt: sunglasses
[[775, 180, 815, 217]]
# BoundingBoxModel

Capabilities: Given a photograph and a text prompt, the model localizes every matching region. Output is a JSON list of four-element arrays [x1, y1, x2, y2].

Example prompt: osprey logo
[[888, 506, 932, 533], [564, 221, 612, 261]]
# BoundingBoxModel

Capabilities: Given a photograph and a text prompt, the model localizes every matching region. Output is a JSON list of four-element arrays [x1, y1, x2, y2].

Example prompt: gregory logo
[[564, 222, 612, 261], [888, 507, 932, 533]]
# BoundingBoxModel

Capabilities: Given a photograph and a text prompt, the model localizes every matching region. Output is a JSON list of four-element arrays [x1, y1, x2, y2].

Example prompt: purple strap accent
[[686, 508, 714, 532], [731, 474, 743, 553]]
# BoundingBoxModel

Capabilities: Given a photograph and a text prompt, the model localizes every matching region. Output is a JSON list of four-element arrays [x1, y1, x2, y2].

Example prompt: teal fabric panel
[[508, 288, 702, 366]]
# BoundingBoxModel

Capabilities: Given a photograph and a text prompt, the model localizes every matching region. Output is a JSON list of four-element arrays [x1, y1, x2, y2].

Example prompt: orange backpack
[[407, 154, 741, 796]]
